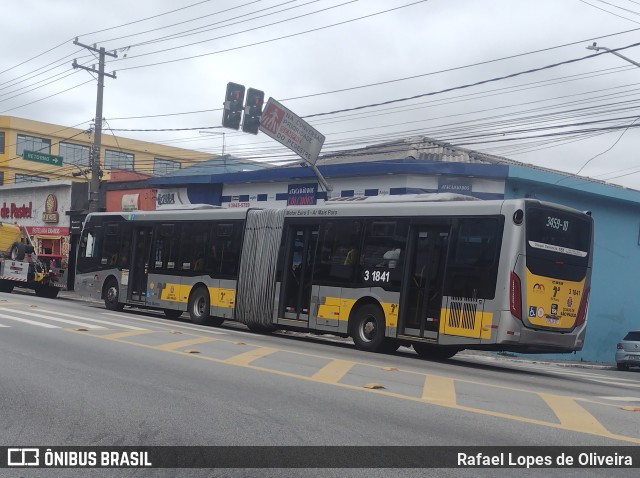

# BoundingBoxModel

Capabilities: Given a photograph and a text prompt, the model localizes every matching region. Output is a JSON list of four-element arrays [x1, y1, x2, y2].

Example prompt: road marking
[[0, 323, 11, 327], [422, 375, 457, 405], [538, 393, 610, 435], [0, 313, 59, 328], [68, 328, 640, 444], [311, 359, 354, 383], [3, 309, 106, 330], [155, 336, 216, 351], [599, 396, 640, 402], [224, 347, 278, 366], [102, 312, 229, 335], [100, 330, 154, 340], [37, 309, 146, 330]]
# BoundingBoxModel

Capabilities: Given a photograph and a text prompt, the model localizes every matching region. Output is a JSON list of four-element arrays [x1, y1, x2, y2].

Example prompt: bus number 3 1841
[[364, 269, 390, 283]]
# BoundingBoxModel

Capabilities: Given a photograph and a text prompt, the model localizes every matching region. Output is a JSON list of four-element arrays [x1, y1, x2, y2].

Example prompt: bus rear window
[[526, 207, 591, 260]]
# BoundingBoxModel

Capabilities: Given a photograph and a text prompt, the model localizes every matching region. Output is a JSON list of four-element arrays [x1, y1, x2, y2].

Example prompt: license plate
[[546, 317, 559, 325], [629, 355, 640, 361]]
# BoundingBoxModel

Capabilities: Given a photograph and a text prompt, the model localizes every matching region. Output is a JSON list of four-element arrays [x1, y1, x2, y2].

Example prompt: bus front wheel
[[104, 279, 124, 311], [188, 287, 211, 325], [351, 304, 386, 352], [413, 343, 459, 360]]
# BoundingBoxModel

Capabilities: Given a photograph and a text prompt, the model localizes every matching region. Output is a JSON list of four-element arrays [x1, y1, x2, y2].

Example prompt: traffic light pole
[[72, 39, 117, 212], [307, 162, 333, 196]]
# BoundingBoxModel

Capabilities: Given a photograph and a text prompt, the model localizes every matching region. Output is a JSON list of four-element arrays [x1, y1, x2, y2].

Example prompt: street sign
[[22, 150, 63, 167], [259, 98, 325, 165]]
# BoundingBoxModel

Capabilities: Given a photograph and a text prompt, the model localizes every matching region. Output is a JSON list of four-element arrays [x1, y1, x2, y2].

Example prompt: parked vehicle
[[615, 331, 640, 371], [0, 222, 63, 298]]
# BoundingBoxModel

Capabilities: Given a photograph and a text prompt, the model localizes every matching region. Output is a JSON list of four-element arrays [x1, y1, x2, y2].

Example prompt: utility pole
[[72, 38, 117, 212]]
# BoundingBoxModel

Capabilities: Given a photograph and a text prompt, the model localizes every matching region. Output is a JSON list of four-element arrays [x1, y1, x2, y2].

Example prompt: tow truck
[[0, 222, 64, 298]]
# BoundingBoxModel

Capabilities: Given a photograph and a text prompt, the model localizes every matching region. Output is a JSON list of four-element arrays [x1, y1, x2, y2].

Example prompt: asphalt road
[[1, 290, 639, 478]]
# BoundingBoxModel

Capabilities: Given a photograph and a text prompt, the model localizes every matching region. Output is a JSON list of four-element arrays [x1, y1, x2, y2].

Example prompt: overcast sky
[[4, 0, 640, 189]]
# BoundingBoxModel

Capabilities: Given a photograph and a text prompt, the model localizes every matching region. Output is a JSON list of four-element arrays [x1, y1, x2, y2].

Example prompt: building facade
[[0, 115, 213, 188]]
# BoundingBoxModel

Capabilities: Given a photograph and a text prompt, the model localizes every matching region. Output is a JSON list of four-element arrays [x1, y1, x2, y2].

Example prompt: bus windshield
[[525, 205, 592, 280]]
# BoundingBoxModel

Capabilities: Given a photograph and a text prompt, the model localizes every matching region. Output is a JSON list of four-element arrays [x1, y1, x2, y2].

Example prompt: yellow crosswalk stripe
[[422, 374, 457, 405], [155, 336, 216, 351], [311, 359, 354, 383], [224, 347, 278, 366], [539, 393, 610, 435]]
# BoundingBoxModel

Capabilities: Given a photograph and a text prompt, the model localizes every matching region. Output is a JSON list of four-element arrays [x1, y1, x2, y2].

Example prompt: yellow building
[[0, 115, 213, 186]]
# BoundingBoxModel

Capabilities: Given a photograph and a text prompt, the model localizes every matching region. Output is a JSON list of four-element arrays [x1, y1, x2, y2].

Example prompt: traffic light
[[242, 88, 265, 135], [222, 82, 245, 130]]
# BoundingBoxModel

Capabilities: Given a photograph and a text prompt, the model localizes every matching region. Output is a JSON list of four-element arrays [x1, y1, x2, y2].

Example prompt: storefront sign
[[0, 201, 32, 219], [42, 194, 59, 223], [26, 226, 70, 235], [438, 177, 472, 193], [156, 192, 176, 206], [287, 183, 317, 206]]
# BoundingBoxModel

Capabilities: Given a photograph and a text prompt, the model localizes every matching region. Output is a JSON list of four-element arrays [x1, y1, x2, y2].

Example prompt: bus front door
[[280, 225, 318, 325], [399, 226, 450, 339], [129, 226, 153, 303]]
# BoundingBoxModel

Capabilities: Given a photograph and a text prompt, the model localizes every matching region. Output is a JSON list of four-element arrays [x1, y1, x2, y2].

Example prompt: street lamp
[[586, 42, 640, 68]]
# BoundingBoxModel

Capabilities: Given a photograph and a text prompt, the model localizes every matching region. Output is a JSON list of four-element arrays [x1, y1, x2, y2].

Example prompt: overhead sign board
[[22, 150, 63, 167], [259, 98, 325, 165]]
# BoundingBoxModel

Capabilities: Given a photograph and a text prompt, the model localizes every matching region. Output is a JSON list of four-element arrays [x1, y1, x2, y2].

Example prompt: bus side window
[[77, 226, 103, 273], [359, 220, 407, 287], [444, 218, 502, 299], [151, 224, 179, 272], [314, 220, 362, 283]]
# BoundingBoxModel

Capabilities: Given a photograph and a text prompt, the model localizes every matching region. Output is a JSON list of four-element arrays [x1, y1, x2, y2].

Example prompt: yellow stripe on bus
[[317, 296, 398, 327], [440, 307, 493, 339], [159, 284, 235, 308]]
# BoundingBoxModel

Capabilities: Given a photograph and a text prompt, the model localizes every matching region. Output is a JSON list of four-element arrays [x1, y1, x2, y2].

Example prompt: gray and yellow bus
[[75, 196, 594, 359]]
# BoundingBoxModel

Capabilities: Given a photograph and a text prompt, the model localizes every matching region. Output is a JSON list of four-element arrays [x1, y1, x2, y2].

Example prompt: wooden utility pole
[[72, 39, 117, 212]]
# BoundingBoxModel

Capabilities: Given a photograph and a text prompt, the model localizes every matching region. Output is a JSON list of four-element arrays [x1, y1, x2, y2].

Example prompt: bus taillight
[[575, 286, 590, 326], [510, 271, 522, 320]]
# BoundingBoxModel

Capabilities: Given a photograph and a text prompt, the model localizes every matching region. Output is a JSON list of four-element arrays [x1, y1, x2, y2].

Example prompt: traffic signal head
[[242, 88, 265, 135], [222, 82, 245, 130]]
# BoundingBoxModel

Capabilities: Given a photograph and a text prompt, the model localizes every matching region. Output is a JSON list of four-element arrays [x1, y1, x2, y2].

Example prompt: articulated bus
[[74, 195, 594, 359]]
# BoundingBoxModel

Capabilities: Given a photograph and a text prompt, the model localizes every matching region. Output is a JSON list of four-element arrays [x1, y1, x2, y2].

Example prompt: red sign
[[26, 226, 70, 235], [0, 201, 32, 219]]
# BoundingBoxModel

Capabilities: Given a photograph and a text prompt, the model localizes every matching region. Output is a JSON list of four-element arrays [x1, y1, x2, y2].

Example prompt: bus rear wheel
[[413, 343, 460, 360], [351, 304, 386, 352], [104, 279, 124, 311], [188, 287, 211, 325]]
